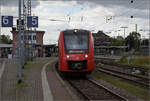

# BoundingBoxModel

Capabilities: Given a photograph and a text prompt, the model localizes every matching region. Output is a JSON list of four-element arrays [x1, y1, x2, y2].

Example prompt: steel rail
[[97, 68, 149, 88], [67, 79, 91, 100], [96, 65, 149, 80], [88, 78, 128, 101], [67, 78, 127, 101]]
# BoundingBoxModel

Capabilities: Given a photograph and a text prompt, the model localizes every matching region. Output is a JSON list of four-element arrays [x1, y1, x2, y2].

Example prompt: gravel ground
[[97, 67, 148, 88], [88, 75, 145, 101], [68, 79, 124, 100], [95, 59, 148, 76], [98, 64, 133, 74]]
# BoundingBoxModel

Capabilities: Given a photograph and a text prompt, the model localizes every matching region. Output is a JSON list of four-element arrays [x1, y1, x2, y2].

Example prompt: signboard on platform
[[27, 16, 38, 28], [1, 16, 13, 27]]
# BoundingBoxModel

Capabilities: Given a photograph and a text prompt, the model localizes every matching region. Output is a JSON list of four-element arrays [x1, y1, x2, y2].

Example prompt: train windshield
[[63, 31, 89, 54]]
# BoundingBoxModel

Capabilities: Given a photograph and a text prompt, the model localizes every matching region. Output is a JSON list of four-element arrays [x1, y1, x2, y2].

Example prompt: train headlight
[[74, 29, 78, 33], [67, 55, 70, 59], [85, 55, 88, 58]]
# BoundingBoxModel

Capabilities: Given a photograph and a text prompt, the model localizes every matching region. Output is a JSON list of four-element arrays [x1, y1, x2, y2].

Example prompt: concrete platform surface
[[0, 58, 56, 101]]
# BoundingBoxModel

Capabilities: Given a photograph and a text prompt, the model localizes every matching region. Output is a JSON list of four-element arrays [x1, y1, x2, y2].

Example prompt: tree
[[125, 32, 141, 51], [116, 36, 124, 41], [0, 35, 12, 44], [141, 39, 149, 46], [108, 37, 124, 46]]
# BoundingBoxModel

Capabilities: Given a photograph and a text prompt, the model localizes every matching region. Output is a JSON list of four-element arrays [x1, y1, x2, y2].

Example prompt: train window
[[63, 31, 89, 54]]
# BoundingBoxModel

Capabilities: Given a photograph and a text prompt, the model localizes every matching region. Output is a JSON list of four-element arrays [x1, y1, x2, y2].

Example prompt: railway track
[[66, 77, 127, 101], [95, 59, 148, 75], [96, 66, 149, 88]]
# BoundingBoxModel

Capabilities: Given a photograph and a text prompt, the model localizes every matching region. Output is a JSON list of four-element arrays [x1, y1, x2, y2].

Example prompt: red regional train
[[58, 29, 94, 75]]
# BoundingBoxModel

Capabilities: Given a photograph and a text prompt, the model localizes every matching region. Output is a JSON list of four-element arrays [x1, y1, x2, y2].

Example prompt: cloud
[[1, 0, 149, 10], [0, 0, 149, 44], [65, 0, 149, 10], [0, 0, 40, 8]]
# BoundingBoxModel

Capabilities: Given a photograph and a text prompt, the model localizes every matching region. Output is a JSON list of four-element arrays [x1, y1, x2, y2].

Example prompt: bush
[[118, 56, 150, 68], [130, 56, 150, 66], [119, 56, 128, 63]]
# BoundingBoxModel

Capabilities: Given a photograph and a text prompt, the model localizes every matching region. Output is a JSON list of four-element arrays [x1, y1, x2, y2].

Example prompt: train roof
[[61, 29, 90, 33]]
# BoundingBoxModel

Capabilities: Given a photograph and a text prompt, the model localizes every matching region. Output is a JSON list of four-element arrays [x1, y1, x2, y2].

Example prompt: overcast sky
[[0, 0, 149, 44]]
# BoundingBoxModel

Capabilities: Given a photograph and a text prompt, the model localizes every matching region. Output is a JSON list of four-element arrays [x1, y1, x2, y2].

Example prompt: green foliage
[[17, 80, 24, 87], [125, 32, 141, 51], [129, 56, 150, 67], [111, 41, 124, 46], [117, 56, 150, 70], [119, 56, 128, 63], [141, 39, 149, 46], [0, 35, 12, 44], [24, 61, 44, 70], [108, 37, 124, 46], [116, 36, 124, 41]]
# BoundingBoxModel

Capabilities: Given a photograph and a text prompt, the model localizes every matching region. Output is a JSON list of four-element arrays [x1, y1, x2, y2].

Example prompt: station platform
[[0, 57, 77, 101], [0, 58, 52, 101]]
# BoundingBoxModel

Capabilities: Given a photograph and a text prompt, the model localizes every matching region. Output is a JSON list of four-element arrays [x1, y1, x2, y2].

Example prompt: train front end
[[58, 29, 94, 75]]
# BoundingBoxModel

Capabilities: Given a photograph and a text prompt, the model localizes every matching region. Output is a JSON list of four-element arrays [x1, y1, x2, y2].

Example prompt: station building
[[0, 44, 12, 58], [92, 31, 127, 56], [11, 27, 45, 57], [43, 44, 58, 57], [92, 30, 110, 46], [139, 46, 149, 56]]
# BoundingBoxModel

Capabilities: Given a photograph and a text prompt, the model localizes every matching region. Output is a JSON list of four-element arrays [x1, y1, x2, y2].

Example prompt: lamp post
[[120, 26, 128, 39], [120, 27, 128, 55]]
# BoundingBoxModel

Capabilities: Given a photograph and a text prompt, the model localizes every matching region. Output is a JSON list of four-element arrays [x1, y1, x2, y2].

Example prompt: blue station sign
[[27, 16, 38, 28], [1, 16, 13, 27]]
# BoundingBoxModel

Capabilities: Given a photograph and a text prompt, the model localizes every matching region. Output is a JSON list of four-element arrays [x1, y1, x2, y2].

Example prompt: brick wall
[[11, 31, 18, 56], [36, 31, 44, 45], [11, 30, 45, 56], [92, 31, 110, 46]]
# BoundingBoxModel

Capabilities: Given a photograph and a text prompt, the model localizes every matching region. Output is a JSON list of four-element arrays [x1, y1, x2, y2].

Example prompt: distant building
[[92, 31, 110, 46], [11, 27, 45, 57], [92, 31, 128, 56], [140, 46, 149, 56], [0, 44, 12, 58], [43, 44, 58, 57]]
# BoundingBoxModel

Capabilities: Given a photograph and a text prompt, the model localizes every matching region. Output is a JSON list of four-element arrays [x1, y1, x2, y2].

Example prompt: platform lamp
[[120, 26, 128, 55], [120, 26, 128, 39]]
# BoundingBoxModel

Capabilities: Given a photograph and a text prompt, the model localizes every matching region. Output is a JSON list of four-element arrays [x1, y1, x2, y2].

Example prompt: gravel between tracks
[[97, 68, 148, 88], [88, 75, 145, 101], [67, 78, 125, 101]]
